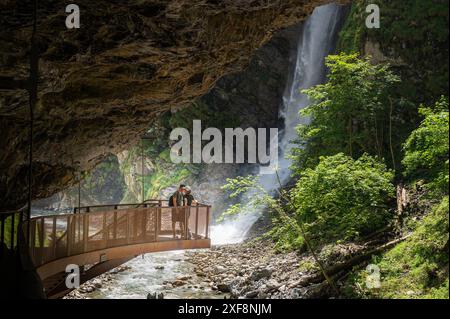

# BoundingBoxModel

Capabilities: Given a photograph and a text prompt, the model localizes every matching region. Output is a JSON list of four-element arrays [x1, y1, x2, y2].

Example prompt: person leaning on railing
[[169, 184, 186, 239], [183, 188, 198, 239], [183, 188, 198, 206]]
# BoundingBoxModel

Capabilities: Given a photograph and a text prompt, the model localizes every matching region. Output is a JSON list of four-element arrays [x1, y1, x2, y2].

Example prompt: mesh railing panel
[[24, 203, 210, 267]]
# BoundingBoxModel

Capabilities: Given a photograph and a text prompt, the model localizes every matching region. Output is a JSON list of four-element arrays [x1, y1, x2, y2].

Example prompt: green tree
[[402, 97, 449, 196], [291, 153, 395, 244], [291, 53, 400, 171]]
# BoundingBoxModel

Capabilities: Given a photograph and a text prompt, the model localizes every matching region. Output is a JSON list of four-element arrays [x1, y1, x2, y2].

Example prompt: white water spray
[[211, 3, 347, 245]]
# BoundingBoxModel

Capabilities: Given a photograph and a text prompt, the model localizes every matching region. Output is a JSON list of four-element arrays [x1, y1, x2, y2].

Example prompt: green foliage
[[220, 175, 304, 252], [267, 219, 305, 252], [119, 141, 196, 202], [219, 175, 278, 222], [347, 197, 449, 299], [221, 155, 395, 250], [338, 0, 449, 102], [291, 53, 400, 171], [337, 2, 366, 54], [402, 97, 449, 195], [291, 153, 395, 243], [368, 0, 449, 100], [2, 214, 20, 250], [75, 155, 126, 205], [117, 97, 243, 203], [145, 166, 191, 199], [43, 155, 127, 207]]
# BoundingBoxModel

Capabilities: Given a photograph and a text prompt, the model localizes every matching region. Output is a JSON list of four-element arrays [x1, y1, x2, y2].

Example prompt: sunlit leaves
[[291, 53, 400, 171], [402, 97, 449, 195], [291, 153, 395, 243]]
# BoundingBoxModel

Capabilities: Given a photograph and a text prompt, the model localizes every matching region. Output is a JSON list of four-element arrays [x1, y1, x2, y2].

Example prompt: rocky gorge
[[1, 0, 448, 301], [64, 236, 388, 299], [31, 14, 306, 220], [0, 0, 348, 211], [63, 240, 313, 299]]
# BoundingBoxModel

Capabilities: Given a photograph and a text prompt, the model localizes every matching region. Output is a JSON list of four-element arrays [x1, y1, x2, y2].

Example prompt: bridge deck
[[3, 201, 212, 297]]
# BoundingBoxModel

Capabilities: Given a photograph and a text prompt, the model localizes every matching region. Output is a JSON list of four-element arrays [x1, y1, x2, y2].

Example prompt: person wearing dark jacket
[[183, 189, 198, 206], [169, 184, 186, 238]]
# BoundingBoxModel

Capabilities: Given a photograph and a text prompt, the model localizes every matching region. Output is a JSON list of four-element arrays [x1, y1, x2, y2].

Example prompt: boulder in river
[[265, 279, 281, 292], [214, 265, 227, 274], [177, 276, 192, 281], [147, 292, 164, 299], [257, 291, 269, 299], [290, 288, 305, 299], [251, 268, 272, 281], [171, 280, 187, 287], [245, 290, 259, 299], [216, 284, 231, 293]]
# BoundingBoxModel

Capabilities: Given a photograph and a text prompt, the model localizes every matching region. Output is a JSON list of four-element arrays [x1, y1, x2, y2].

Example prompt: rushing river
[[87, 251, 227, 299]]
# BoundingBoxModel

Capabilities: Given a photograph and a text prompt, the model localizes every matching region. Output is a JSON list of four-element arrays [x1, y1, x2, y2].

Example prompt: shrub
[[402, 97, 449, 195], [346, 196, 449, 299], [291, 153, 395, 244]]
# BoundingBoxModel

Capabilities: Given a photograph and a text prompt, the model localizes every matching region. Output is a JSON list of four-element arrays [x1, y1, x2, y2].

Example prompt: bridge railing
[[23, 202, 210, 268], [72, 199, 164, 214]]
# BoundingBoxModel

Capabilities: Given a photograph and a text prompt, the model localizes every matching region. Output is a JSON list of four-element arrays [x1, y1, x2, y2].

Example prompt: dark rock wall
[[198, 23, 302, 130], [34, 21, 303, 215]]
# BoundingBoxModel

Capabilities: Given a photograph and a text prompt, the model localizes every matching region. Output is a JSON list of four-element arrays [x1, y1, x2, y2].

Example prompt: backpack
[[168, 194, 175, 207]]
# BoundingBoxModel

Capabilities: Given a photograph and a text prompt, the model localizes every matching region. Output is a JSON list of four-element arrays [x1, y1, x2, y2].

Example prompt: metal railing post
[[83, 215, 88, 253], [52, 217, 56, 260], [126, 211, 130, 244], [206, 206, 210, 239], [30, 218, 36, 262], [113, 209, 117, 241], [195, 206, 199, 239], [39, 216, 44, 266], [142, 208, 147, 241], [102, 211, 107, 247], [10, 213, 15, 251], [184, 207, 188, 240], [67, 215, 72, 256], [154, 206, 159, 241]]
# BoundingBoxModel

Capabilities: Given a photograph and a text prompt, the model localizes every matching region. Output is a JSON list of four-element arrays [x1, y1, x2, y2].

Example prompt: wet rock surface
[[64, 239, 368, 299], [64, 265, 131, 299], [186, 240, 320, 299]]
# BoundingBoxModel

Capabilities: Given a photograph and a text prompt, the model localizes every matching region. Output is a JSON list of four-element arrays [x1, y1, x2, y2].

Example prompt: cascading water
[[210, 3, 348, 245]]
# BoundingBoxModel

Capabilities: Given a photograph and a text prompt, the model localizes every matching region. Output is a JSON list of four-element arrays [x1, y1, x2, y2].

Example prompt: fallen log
[[290, 235, 411, 289]]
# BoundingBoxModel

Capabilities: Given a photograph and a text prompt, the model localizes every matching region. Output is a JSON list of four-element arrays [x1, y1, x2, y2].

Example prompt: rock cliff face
[[0, 0, 346, 210], [182, 23, 303, 217], [32, 154, 126, 211]]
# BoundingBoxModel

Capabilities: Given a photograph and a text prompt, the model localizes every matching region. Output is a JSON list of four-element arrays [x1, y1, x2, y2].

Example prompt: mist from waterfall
[[210, 3, 347, 245]]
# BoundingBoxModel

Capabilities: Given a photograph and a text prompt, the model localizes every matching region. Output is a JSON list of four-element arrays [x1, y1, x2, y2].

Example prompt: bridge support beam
[[37, 239, 211, 285], [45, 257, 133, 299]]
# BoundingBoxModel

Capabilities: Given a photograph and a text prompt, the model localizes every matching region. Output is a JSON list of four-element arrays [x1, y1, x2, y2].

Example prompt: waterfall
[[211, 3, 347, 245]]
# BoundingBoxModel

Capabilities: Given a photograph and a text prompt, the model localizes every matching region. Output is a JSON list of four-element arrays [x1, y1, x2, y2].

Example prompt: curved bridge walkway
[[1, 200, 211, 298]]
